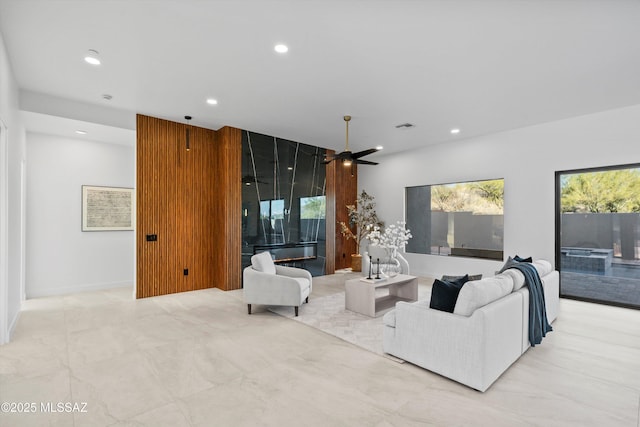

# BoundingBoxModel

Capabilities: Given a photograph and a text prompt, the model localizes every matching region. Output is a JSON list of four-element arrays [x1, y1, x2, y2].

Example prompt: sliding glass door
[[556, 164, 640, 309]]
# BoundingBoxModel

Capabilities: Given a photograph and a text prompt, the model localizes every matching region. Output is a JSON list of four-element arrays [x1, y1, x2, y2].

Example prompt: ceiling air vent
[[395, 123, 415, 129]]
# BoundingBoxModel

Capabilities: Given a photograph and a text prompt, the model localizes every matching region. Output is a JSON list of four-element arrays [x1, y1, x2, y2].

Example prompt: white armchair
[[362, 245, 410, 276], [243, 251, 312, 316]]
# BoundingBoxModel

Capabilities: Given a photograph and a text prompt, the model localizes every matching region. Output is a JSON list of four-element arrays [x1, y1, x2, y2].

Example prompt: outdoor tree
[[431, 180, 503, 214], [431, 185, 467, 212], [300, 196, 326, 219], [561, 169, 640, 213], [472, 179, 504, 209]]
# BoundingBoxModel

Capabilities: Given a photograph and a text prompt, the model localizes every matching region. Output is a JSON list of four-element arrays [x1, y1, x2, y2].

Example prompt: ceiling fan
[[323, 115, 381, 166]]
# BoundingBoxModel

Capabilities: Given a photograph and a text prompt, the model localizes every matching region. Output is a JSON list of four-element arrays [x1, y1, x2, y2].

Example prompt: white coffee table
[[345, 274, 418, 317]]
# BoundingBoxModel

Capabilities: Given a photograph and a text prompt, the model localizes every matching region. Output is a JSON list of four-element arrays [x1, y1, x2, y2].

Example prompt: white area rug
[[269, 292, 401, 360]]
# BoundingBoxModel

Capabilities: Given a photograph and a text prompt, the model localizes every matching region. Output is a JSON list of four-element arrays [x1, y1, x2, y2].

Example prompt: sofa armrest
[[541, 270, 559, 323], [275, 265, 312, 292], [392, 301, 484, 364], [275, 265, 312, 280]]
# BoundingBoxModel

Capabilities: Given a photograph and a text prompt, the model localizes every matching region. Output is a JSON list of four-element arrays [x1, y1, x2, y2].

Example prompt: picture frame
[[82, 185, 135, 231]]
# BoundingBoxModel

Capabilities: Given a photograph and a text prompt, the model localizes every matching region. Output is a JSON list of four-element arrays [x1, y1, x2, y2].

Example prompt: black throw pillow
[[499, 255, 533, 273], [429, 275, 469, 313]]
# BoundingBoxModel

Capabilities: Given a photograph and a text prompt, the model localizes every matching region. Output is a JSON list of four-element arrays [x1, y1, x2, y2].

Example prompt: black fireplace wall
[[241, 130, 326, 276]]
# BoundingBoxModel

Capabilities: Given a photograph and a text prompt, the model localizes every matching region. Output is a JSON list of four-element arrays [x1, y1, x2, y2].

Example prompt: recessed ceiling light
[[84, 49, 101, 65], [206, 98, 218, 105], [75, 130, 87, 135], [450, 128, 461, 134], [287, 166, 293, 170], [274, 44, 288, 53], [375, 145, 383, 150]]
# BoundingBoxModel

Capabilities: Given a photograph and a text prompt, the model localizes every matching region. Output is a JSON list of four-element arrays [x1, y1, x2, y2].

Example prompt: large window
[[406, 179, 504, 260], [259, 199, 285, 243], [300, 196, 325, 242], [556, 164, 640, 308]]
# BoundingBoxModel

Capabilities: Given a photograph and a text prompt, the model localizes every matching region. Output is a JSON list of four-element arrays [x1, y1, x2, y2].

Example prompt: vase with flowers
[[366, 221, 412, 277]]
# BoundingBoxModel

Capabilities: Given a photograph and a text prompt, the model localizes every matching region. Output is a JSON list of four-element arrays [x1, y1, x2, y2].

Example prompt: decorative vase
[[381, 249, 401, 277], [351, 254, 362, 272]]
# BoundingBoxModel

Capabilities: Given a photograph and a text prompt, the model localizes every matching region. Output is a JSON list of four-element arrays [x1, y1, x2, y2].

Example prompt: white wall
[[26, 133, 135, 297], [360, 104, 640, 279], [0, 28, 26, 344]]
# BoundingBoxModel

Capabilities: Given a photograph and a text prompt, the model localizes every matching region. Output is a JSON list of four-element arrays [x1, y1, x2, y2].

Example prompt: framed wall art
[[82, 185, 135, 231]]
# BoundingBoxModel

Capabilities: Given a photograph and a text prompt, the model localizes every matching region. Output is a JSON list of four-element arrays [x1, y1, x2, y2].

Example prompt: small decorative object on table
[[360, 256, 387, 283], [382, 251, 402, 278], [360, 257, 386, 283]]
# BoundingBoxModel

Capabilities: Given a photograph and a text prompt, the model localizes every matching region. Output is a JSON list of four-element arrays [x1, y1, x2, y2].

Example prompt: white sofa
[[382, 260, 559, 392]]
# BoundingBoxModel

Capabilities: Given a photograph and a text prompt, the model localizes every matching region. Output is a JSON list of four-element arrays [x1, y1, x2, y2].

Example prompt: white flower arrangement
[[366, 221, 412, 252]]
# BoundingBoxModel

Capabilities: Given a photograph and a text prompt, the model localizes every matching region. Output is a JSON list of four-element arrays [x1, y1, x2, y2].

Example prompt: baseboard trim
[[0, 306, 22, 345], [7, 309, 20, 342], [27, 281, 132, 299]]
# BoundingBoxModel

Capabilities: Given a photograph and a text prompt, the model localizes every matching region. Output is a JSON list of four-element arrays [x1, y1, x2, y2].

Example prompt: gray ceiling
[[1, 0, 640, 155]]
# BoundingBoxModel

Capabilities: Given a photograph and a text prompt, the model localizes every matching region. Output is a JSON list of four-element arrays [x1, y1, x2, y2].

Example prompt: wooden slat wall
[[325, 154, 358, 271], [183, 125, 217, 291], [212, 126, 242, 291], [136, 115, 241, 298], [137, 115, 176, 298]]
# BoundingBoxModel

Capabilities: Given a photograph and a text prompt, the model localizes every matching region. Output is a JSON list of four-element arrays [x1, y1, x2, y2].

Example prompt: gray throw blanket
[[508, 263, 553, 346]]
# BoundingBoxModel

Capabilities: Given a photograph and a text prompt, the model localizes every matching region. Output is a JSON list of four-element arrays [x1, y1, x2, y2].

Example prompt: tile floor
[[1, 274, 639, 426]]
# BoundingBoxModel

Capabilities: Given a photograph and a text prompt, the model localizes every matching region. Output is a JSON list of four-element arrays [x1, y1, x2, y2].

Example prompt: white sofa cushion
[[532, 259, 553, 277], [501, 268, 526, 291], [453, 274, 514, 316], [500, 259, 553, 290], [251, 251, 276, 275]]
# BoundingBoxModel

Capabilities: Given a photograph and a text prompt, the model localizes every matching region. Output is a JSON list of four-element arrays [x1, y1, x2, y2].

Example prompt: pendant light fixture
[[184, 115, 192, 151]]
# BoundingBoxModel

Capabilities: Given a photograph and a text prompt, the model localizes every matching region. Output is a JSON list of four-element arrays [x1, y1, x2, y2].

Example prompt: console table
[[345, 274, 418, 317]]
